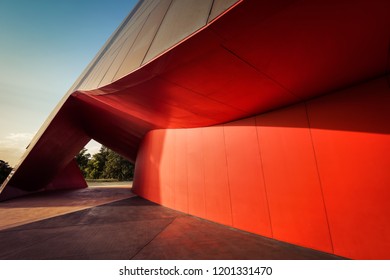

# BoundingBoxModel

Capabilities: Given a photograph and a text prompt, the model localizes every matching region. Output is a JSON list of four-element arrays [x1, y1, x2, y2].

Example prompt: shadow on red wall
[[133, 76, 390, 259]]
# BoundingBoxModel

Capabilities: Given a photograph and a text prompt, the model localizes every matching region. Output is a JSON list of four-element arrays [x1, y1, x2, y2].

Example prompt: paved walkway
[[0, 184, 133, 231], [0, 187, 344, 260]]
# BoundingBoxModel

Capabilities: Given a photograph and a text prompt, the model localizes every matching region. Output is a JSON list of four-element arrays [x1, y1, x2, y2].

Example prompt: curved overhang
[[1, 0, 389, 198]]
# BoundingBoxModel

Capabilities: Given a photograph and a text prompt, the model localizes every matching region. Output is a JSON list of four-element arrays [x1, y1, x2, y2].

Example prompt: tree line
[[0, 146, 134, 185], [76, 146, 134, 181]]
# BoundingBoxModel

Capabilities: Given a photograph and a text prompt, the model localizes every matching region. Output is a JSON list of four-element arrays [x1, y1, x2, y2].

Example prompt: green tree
[[0, 160, 13, 185], [75, 148, 90, 177], [76, 145, 134, 181], [102, 150, 134, 181], [84, 146, 109, 179]]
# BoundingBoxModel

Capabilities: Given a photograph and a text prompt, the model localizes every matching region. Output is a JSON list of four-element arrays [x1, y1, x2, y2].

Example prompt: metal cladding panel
[[92, 75, 246, 128], [91, 47, 122, 89], [132, 129, 149, 199], [74, 0, 244, 90], [98, 0, 163, 86], [98, 19, 147, 87], [256, 104, 333, 253], [132, 130, 160, 202], [173, 129, 188, 213], [78, 35, 122, 90], [211, 0, 390, 100], [186, 128, 206, 219], [307, 77, 390, 259], [0, 159, 87, 201], [133, 0, 159, 18], [160, 45, 298, 115], [45, 159, 88, 191], [158, 129, 175, 208], [201, 126, 233, 227], [77, 0, 158, 90], [73, 91, 154, 161], [80, 59, 107, 90], [145, 127, 164, 204], [224, 118, 272, 237], [0, 96, 90, 198], [122, 77, 390, 258], [133, 129, 176, 208], [114, 0, 173, 80], [143, 0, 213, 63], [208, 0, 240, 22]]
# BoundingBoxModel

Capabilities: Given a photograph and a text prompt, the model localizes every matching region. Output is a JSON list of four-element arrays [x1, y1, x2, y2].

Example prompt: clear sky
[[0, 0, 138, 166]]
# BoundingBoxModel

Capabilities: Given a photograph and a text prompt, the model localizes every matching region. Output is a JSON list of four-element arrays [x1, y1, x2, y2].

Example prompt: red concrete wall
[[132, 76, 390, 259]]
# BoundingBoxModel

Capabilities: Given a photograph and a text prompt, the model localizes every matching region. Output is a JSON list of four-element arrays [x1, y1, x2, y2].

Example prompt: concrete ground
[[0, 186, 345, 260], [0, 184, 134, 231]]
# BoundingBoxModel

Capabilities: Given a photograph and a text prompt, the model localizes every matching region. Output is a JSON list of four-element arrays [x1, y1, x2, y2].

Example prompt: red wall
[[133, 76, 390, 259]]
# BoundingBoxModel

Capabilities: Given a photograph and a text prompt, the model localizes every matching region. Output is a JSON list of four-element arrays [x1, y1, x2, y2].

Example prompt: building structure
[[1, 0, 389, 259]]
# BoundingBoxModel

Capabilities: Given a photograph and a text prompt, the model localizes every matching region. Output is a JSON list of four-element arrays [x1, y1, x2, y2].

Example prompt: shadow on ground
[[0, 193, 345, 260]]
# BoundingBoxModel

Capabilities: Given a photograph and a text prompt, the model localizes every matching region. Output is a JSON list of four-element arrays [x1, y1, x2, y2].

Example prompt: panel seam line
[[222, 126, 234, 227], [304, 102, 335, 253], [254, 117, 274, 238], [140, 0, 174, 66]]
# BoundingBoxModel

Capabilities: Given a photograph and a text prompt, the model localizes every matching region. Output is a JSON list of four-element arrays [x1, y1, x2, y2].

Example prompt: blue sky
[[0, 0, 138, 165]]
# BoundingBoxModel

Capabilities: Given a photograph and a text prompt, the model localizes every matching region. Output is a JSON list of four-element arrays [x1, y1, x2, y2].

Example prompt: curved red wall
[[133, 76, 390, 259]]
